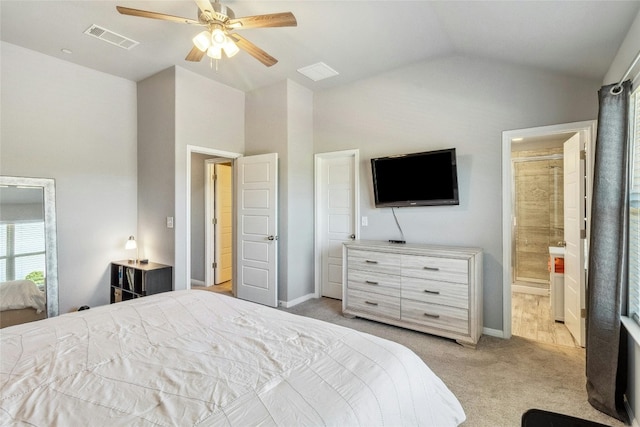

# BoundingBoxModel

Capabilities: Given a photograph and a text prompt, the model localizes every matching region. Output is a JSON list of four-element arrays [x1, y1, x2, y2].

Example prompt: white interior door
[[564, 133, 586, 346], [316, 152, 358, 299], [215, 163, 233, 284], [236, 153, 278, 307]]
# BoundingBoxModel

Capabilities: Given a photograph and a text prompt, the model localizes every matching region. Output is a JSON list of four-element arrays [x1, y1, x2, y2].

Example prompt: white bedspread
[[0, 290, 465, 426], [0, 280, 45, 313]]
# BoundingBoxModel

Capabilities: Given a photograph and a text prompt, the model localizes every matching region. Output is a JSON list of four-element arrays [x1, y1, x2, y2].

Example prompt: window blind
[[0, 222, 46, 283], [630, 87, 640, 324]]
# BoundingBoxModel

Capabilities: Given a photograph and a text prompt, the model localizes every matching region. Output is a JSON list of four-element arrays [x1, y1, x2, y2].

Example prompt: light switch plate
[[167, 216, 174, 228]]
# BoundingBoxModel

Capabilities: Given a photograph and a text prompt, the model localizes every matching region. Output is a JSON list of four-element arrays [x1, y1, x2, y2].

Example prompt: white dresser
[[343, 240, 483, 348]]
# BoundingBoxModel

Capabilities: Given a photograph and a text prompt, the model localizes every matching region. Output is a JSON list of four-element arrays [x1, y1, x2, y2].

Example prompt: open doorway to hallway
[[189, 151, 235, 296]]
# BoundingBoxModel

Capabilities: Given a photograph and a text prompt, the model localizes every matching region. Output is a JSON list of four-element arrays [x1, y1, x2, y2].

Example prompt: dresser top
[[344, 240, 483, 257]]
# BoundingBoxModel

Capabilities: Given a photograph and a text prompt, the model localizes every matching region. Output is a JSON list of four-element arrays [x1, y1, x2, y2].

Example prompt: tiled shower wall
[[513, 147, 564, 284]]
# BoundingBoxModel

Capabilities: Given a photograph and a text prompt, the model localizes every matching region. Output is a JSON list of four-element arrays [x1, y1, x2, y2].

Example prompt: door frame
[[501, 120, 596, 339], [204, 158, 233, 288], [313, 149, 360, 298], [185, 145, 242, 291]]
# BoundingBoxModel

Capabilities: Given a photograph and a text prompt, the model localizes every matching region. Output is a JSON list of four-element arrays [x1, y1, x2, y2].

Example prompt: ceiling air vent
[[84, 24, 139, 50], [297, 62, 339, 82]]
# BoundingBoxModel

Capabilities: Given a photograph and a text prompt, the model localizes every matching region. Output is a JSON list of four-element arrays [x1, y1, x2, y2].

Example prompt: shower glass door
[[512, 150, 564, 287]]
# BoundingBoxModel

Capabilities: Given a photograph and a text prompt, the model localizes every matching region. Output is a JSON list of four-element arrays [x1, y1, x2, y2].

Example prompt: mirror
[[0, 176, 59, 327]]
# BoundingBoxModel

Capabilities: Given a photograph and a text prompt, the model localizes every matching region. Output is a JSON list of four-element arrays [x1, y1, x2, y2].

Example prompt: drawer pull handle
[[423, 290, 440, 295], [365, 280, 379, 285], [365, 260, 378, 264], [365, 301, 379, 306], [423, 313, 440, 319], [423, 266, 440, 271]]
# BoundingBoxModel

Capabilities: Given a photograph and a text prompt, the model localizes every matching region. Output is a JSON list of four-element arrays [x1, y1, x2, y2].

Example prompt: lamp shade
[[207, 45, 222, 59], [223, 37, 240, 58], [211, 28, 226, 45], [125, 235, 137, 250], [193, 31, 211, 52]]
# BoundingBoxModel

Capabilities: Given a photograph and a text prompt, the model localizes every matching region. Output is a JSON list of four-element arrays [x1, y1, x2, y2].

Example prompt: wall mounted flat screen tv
[[371, 148, 459, 207]]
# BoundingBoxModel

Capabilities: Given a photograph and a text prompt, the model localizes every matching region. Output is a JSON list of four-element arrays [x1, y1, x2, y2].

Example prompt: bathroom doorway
[[511, 144, 564, 294], [510, 139, 576, 346], [502, 121, 596, 347]]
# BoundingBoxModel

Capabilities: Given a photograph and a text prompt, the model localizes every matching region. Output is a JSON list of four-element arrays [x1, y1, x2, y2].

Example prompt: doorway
[[502, 121, 596, 347], [187, 148, 241, 297], [511, 137, 575, 346], [186, 147, 279, 307], [205, 160, 233, 289]]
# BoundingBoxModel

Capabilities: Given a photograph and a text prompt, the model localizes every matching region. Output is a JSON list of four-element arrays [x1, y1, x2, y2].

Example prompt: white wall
[[314, 55, 600, 331], [137, 67, 176, 269], [245, 79, 314, 303], [137, 66, 245, 291], [0, 42, 137, 314], [174, 66, 245, 289], [603, 9, 640, 86], [285, 81, 314, 301]]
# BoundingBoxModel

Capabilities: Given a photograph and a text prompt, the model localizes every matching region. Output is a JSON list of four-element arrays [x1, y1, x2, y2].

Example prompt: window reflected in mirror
[[0, 177, 58, 327]]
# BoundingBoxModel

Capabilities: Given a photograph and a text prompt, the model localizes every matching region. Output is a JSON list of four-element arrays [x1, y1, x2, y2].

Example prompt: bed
[[0, 280, 47, 328], [0, 290, 465, 426]]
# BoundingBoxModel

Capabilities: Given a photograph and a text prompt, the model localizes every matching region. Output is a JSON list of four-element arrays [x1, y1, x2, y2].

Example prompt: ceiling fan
[[116, 0, 297, 67]]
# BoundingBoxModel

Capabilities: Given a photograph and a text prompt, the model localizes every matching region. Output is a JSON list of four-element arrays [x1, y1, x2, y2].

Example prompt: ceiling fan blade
[[116, 6, 200, 25], [229, 34, 278, 67], [194, 0, 214, 16], [186, 46, 206, 62], [227, 12, 297, 29]]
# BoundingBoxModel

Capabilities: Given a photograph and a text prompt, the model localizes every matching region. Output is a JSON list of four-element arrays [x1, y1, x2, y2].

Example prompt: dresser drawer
[[347, 269, 400, 297], [401, 277, 468, 309], [347, 249, 401, 276], [401, 254, 469, 284], [401, 299, 469, 334], [346, 288, 400, 320]]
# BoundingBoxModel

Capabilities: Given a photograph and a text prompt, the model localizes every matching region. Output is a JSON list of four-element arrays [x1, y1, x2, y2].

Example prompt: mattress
[[0, 290, 465, 426]]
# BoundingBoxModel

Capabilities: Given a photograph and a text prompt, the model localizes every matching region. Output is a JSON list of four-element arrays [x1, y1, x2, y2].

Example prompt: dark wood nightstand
[[110, 260, 172, 303]]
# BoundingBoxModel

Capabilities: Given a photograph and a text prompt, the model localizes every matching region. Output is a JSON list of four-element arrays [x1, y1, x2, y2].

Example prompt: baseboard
[[278, 293, 317, 308], [512, 284, 549, 296], [190, 279, 205, 287]]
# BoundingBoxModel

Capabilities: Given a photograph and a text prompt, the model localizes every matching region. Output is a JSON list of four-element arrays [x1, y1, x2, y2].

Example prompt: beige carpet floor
[[281, 297, 627, 427]]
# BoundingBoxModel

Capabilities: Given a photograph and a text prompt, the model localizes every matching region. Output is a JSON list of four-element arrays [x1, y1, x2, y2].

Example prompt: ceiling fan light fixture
[[207, 45, 222, 60], [222, 37, 240, 58], [211, 28, 226, 45], [116, 2, 297, 67], [193, 30, 211, 52]]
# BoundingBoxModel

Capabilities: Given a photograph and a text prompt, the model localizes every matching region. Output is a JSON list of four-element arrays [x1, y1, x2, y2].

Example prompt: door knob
[[350, 234, 356, 240], [267, 235, 277, 241]]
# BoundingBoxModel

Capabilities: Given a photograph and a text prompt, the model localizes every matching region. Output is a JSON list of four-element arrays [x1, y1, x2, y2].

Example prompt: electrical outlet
[[167, 216, 174, 229]]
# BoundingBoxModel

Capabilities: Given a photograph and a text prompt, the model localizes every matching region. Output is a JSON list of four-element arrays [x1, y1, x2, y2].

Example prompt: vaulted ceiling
[[1, 1, 639, 92]]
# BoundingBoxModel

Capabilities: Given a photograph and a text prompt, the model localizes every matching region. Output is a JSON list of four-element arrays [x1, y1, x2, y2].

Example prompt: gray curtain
[[586, 80, 631, 423]]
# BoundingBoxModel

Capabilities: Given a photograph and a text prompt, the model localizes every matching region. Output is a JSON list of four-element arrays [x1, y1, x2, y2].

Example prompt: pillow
[[0, 280, 46, 313]]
